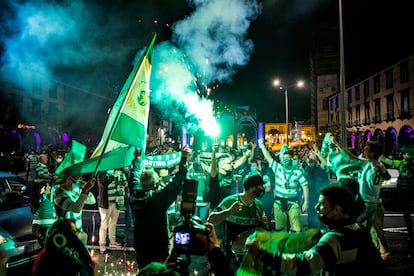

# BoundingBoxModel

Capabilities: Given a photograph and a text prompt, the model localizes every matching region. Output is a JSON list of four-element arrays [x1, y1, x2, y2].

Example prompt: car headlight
[[0, 233, 16, 251], [0, 234, 7, 245]]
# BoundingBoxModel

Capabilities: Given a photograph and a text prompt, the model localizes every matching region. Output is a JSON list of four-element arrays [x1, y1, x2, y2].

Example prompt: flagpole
[[91, 33, 156, 178]]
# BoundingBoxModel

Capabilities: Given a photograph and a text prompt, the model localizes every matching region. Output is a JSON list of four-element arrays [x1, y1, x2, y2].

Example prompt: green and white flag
[[91, 33, 156, 160], [63, 34, 156, 176], [142, 152, 182, 168], [55, 140, 86, 175]]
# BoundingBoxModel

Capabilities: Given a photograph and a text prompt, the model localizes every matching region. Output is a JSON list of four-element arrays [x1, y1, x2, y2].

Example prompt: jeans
[[99, 203, 120, 247], [364, 202, 390, 260]]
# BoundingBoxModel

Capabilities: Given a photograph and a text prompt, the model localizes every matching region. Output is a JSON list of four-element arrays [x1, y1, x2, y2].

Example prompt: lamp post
[[273, 79, 304, 145], [339, 0, 347, 147]]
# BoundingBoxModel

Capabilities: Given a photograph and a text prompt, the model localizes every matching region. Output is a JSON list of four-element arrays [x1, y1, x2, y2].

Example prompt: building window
[[385, 69, 393, 89], [374, 99, 381, 122], [386, 95, 394, 120], [323, 98, 329, 110], [363, 81, 369, 99], [48, 104, 58, 123], [348, 108, 353, 123], [347, 89, 352, 104], [356, 105, 360, 125], [32, 99, 41, 121], [400, 89, 410, 118], [364, 103, 370, 124], [161, 120, 169, 128], [49, 86, 57, 99], [373, 75, 380, 93], [355, 86, 360, 101], [335, 95, 339, 110], [32, 83, 41, 95], [399, 61, 409, 84], [330, 98, 334, 111]]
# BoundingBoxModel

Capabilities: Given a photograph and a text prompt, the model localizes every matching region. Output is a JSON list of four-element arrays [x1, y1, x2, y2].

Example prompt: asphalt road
[[86, 210, 414, 276], [7, 210, 414, 276]]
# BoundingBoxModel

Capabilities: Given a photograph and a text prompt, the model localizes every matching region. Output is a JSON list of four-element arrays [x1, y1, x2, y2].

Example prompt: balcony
[[354, 119, 362, 126], [384, 111, 395, 122], [372, 114, 382, 123], [397, 109, 413, 120]]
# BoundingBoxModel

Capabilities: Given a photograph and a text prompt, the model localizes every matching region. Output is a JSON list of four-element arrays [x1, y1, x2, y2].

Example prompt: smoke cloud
[[0, 0, 149, 134], [0, 0, 262, 138], [0, 1, 139, 92], [151, 0, 261, 136]]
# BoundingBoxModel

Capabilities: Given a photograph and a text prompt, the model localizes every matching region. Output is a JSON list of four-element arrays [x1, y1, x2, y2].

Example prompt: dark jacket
[[97, 172, 115, 209], [208, 247, 234, 276], [260, 218, 393, 276], [398, 160, 414, 193], [206, 174, 231, 210], [130, 156, 187, 262]]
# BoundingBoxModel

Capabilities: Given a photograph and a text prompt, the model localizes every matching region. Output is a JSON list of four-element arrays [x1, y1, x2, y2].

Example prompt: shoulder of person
[[254, 198, 264, 206], [223, 193, 238, 201], [219, 194, 238, 206], [54, 185, 64, 193], [53, 186, 67, 199], [317, 229, 345, 245], [293, 167, 304, 173]]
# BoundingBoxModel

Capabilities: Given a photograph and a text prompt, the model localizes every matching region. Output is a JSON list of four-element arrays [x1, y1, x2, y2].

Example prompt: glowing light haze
[[150, 0, 261, 136], [0, 0, 261, 137]]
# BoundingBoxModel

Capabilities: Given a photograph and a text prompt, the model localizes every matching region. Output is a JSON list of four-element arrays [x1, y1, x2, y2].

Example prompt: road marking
[[383, 227, 408, 233], [384, 213, 414, 217], [88, 244, 136, 252]]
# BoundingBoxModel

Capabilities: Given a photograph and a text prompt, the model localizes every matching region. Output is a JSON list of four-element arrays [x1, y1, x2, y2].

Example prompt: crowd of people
[[1, 132, 413, 275]]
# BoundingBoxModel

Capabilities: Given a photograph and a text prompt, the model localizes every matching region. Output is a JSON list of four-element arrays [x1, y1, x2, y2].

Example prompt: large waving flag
[[59, 34, 156, 177], [91, 33, 156, 158], [55, 140, 87, 175]]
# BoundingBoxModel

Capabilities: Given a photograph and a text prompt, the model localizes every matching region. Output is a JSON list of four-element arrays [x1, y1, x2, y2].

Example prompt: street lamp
[[339, 0, 347, 147], [273, 79, 305, 145]]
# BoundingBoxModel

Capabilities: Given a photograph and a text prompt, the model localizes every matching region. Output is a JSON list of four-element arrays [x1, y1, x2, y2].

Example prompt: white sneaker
[[99, 245, 106, 254], [109, 243, 123, 250]]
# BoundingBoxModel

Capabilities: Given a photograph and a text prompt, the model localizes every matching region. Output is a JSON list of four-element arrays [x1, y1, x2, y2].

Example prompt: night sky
[[1, 0, 413, 132], [218, 0, 414, 123]]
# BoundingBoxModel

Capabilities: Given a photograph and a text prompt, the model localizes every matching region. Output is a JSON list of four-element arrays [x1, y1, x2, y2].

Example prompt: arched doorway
[[356, 132, 364, 153], [236, 115, 257, 147], [384, 127, 398, 158], [351, 132, 356, 149], [399, 125, 414, 146], [364, 130, 372, 143], [372, 128, 384, 143]]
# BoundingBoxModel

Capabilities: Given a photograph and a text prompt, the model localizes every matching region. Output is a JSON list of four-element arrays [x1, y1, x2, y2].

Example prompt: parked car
[[381, 168, 414, 212], [0, 171, 41, 271], [381, 168, 399, 188], [0, 171, 32, 196]]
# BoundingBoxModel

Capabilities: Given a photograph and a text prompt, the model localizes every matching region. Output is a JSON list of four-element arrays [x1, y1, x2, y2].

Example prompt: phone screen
[[174, 232, 191, 245]]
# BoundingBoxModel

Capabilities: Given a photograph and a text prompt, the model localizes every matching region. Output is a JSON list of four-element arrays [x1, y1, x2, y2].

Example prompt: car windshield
[[0, 176, 32, 197], [0, 191, 28, 211], [9, 177, 30, 194]]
